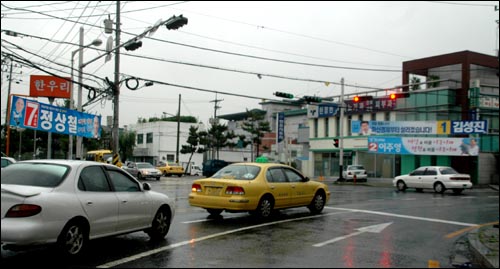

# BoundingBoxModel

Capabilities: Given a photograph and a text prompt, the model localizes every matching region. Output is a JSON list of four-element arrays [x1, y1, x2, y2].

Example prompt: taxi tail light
[[6, 204, 42, 218], [192, 183, 202, 192], [225, 186, 245, 195]]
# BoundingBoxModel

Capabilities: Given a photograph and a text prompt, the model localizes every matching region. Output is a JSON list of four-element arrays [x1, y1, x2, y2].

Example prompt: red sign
[[29, 75, 71, 99]]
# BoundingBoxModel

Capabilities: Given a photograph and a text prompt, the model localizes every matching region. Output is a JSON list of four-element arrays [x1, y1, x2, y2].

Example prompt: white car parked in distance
[[393, 166, 472, 194], [342, 165, 368, 182]]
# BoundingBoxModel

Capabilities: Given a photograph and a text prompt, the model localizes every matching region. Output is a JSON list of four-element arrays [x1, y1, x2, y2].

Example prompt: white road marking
[[325, 206, 477, 227], [313, 222, 393, 247], [97, 211, 348, 268], [98, 206, 480, 267]]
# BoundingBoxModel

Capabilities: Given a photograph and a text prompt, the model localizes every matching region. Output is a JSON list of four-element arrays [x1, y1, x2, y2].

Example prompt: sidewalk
[[468, 223, 499, 268]]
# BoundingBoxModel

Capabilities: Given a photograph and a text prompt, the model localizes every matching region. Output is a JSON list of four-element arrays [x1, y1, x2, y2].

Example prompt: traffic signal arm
[[389, 92, 410, 99], [353, 95, 373, 102], [274, 92, 294, 99]]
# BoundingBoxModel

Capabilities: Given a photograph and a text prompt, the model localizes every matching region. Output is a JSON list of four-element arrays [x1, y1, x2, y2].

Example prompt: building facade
[[307, 51, 499, 185], [128, 121, 204, 168]]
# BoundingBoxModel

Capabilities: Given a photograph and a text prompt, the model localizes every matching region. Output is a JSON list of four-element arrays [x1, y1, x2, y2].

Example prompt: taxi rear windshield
[[211, 165, 261, 180]]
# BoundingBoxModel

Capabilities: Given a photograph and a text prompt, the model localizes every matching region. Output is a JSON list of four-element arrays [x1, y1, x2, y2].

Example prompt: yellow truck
[[85, 149, 122, 167], [156, 161, 185, 177]]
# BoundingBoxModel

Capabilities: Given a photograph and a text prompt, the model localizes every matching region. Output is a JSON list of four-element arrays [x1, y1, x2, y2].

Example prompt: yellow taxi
[[156, 161, 185, 177], [189, 162, 330, 218]]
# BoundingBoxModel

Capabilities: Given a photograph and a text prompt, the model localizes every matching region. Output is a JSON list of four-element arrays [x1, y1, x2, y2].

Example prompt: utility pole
[[4, 58, 13, 156], [176, 94, 181, 164], [338, 78, 345, 181], [112, 1, 121, 157], [209, 95, 223, 159]]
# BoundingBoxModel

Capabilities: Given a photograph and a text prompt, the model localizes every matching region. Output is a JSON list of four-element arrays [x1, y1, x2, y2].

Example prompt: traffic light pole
[[338, 78, 345, 182]]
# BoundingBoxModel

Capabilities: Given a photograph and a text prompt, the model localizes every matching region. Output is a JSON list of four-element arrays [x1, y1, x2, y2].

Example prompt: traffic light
[[303, 95, 322, 103], [274, 92, 294, 99], [165, 15, 188, 30], [124, 41, 143, 51], [333, 138, 339, 148], [389, 92, 410, 100], [353, 95, 373, 102]]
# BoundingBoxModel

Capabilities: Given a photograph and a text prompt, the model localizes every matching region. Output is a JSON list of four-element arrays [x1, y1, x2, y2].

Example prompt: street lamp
[[69, 28, 102, 159], [111, 10, 188, 161]]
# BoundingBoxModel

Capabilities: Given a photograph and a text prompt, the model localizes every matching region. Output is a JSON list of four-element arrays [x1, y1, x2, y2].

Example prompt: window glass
[[78, 166, 111, 192], [1, 163, 68, 187], [424, 168, 437, 175], [212, 165, 260, 180], [267, 168, 286, 183], [283, 168, 303, 183], [107, 169, 141, 192]]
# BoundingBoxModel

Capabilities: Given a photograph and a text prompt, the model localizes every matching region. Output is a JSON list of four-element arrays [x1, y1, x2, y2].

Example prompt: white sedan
[[342, 165, 368, 182], [393, 166, 472, 194], [1, 160, 175, 257]]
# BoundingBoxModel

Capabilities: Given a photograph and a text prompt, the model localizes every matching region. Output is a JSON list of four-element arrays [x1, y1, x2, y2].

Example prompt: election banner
[[367, 136, 480, 156], [352, 120, 487, 135], [10, 96, 101, 139]]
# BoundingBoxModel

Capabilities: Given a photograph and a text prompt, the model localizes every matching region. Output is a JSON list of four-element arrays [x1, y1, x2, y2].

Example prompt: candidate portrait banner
[[352, 120, 487, 135], [10, 96, 101, 139], [367, 136, 480, 156]]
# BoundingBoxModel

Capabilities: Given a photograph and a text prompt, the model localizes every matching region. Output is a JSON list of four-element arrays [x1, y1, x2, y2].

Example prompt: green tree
[[426, 75, 440, 88], [241, 109, 271, 160], [119, 130, 136, 162], [180, 126, 206, 173], [410, 76, 421, 91]]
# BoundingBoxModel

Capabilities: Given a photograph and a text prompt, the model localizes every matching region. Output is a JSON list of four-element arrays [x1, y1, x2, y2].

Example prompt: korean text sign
[[10, 96, 101, 139], [352, 120, 487, 135], [29, 75, 71, 99], [367, 136, 480, 156]]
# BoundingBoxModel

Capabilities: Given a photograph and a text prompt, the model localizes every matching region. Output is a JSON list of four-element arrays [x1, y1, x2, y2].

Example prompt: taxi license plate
[[205, 187, 222, 196]]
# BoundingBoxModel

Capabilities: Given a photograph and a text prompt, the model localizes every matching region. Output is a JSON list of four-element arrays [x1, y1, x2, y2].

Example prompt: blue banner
[[10, 96, 101, 139], [352, 120, 487, 135], [277, 112, 285, 143], [368, 136, 480, 156]]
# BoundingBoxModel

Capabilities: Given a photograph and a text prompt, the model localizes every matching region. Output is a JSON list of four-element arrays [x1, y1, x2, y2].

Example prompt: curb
[[468, 226, 499, 268]]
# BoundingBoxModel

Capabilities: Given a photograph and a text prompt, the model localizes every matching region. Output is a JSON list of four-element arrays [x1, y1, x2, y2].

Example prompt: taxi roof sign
[[255, 156, 268, 163]]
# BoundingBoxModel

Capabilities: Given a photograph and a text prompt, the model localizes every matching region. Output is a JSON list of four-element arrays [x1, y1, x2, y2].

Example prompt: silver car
[[1, 160, 175, 256]]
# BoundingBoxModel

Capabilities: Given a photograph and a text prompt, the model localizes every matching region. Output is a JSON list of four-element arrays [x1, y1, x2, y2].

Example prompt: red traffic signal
[[333, 138, 339, 148], [389, 92, 410, 100], [353, 95, 373, 102]]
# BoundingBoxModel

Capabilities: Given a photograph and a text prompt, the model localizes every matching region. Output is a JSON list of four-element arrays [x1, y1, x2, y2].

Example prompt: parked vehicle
[[393, 166, 472, 194], [342, 165, 368, 182], [1, 160, 175, 256], [190, 162, 330, 218], [190, 164, 202, 176], [123, 162, 162, 180], [202, 159, 230, 177], [85, 149, 122, 167], [156, 161, 184, 177]]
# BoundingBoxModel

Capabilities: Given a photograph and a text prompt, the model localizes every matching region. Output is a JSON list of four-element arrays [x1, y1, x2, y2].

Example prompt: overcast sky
[[1, 1, 498, 128]]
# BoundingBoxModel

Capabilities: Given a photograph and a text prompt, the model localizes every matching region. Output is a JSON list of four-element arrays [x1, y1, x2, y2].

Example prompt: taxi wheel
[[255, 196, 274, 218], [308, 192, 325, 214]]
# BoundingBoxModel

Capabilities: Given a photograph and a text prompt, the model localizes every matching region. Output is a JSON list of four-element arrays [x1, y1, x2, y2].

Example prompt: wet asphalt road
[[2, 176, 498, 268]]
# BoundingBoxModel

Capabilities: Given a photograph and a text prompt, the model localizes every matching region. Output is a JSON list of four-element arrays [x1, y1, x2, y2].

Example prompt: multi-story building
[[127, 121, 204, 168], [308, 50, 499, 185]]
